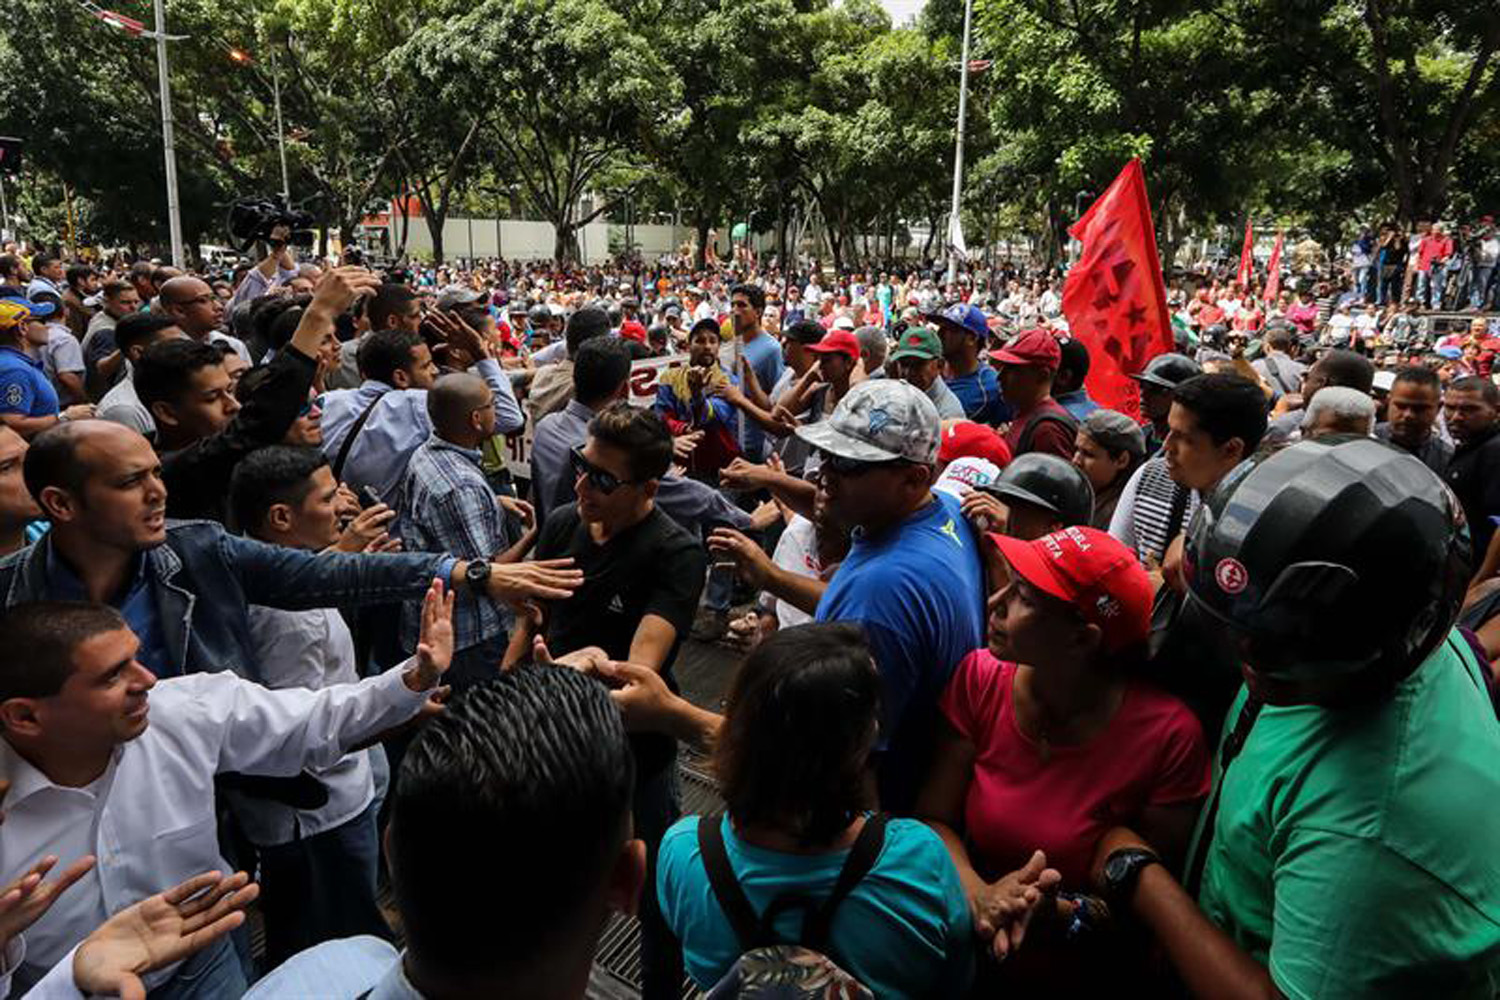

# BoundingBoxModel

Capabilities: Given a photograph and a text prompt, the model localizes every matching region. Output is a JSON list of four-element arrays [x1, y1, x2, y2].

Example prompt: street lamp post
[[944, 0, 975, 289], [152, 0, 185, 267], [270, 44, 290, 202], [230, 42, 290, 204]]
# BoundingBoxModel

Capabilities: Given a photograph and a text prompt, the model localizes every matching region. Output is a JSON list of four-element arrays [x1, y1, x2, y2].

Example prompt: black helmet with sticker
[[1184, 436, 1469, 684]]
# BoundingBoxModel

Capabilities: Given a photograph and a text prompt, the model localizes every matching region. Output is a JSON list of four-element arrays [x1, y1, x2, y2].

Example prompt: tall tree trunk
[[776, 194, 787, 267], [426, 212, 446, 265], [921, 209, 940, 259], [695, 215, 711, 271], [552, 203, 578, 266], [397, 197, 410, 258]]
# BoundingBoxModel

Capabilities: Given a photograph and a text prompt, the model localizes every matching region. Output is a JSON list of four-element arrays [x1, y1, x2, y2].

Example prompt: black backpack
[[697, 814, 886, 997]]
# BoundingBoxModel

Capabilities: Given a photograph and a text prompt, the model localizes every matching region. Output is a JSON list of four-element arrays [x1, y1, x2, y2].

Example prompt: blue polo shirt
[[945, 365, 1010, 426], [816, 490, 985, 810], [0, 346, 59, 417], [738, 332, 784, 460]]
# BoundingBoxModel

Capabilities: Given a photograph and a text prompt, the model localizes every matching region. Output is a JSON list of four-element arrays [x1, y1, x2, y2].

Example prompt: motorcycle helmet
[[982, 453, 1095, 528], [1184, 436, 1468, 685]]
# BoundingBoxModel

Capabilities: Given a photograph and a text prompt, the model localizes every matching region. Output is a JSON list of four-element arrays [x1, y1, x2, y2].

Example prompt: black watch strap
[[1104, 847, 1161, 904], [464, 559, 492, 589]]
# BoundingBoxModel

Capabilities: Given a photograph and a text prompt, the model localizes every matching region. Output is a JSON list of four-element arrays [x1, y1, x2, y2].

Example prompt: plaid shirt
[[395, 436, 510, 651]]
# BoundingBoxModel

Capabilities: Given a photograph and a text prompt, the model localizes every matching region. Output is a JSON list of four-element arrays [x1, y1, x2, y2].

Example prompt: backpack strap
[[800, 813, 888, 951], [1016, 409, 1078, 456], [1183, 696, 1263, 899], [331, 390, 389, 482], [698, 813, 890, 955], [698, 815, 766, 951], [1164, 482, 1192, 551]]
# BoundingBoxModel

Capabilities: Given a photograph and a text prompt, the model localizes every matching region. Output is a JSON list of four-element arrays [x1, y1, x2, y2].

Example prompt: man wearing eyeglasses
[[158, 276, 251, 364], [797, 379, 986, 813], [507, 401, 707, 1000]]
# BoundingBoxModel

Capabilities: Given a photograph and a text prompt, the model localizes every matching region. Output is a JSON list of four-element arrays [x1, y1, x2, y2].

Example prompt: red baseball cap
[[989, 328, 1061, 370], [806, 330, 860, 361], [939, 420, 1013, 469], [620, 319, 649, 344], [986, 526, 1152, 652]]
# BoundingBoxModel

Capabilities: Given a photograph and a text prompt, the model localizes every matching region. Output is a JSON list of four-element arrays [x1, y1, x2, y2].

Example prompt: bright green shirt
[[1194, 630, 1500, 999]]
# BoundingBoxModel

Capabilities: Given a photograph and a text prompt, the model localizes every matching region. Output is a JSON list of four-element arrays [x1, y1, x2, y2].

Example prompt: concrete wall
[[391, 217, 612, 263]]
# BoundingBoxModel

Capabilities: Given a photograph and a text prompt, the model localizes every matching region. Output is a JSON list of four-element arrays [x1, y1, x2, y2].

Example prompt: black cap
[[1131, 353, 1202, 391]]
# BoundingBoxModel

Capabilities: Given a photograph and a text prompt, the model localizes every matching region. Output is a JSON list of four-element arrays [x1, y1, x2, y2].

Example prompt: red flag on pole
[[1237, 217, 1254, 289], [1263, 232, 1284, 303], [1061, 159, 1174, 419]]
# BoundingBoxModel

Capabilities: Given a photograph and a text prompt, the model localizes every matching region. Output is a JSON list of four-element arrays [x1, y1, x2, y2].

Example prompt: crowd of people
[[0, 227, 1493, 1000]]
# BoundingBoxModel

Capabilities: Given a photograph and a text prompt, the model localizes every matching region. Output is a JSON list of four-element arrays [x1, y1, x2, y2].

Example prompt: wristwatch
[[464, 559, 492, 591], [1102, 847, 1161, 905]]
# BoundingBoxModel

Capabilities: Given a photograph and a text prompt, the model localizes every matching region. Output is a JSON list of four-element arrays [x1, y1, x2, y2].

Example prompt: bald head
[[159, 276, 222, 337], [25, 420, 152, 502], [427, 373, 494, 444]]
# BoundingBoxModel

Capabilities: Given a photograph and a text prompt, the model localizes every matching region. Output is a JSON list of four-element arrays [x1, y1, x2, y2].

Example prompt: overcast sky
[[880, 0, 925, 26]]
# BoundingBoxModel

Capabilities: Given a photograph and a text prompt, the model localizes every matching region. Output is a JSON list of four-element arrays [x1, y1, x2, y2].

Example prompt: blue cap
[[926, 303, 988, 340]]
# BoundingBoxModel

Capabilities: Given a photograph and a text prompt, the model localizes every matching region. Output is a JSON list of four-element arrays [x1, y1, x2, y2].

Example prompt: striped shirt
[[1107, 456, 1200, 565]]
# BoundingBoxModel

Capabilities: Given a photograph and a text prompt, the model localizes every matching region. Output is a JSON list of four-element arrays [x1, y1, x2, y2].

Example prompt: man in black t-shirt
[[506, 401, 706, 1000]]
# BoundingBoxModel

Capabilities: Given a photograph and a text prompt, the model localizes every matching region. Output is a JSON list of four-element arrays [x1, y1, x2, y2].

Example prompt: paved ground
[[673, 634, 747, 715], [588, 635, 744, 999]]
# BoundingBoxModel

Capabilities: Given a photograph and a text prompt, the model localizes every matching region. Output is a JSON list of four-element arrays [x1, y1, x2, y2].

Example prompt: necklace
[[1013, 668, 1125, 765]]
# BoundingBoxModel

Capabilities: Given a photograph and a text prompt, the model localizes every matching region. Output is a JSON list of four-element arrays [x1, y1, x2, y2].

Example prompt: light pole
[[228, 43, 290, 203], [944, 0, 975, 289], [81, 4, 186, 262], [152, 0, 185, 267], [270, 44, 290, 202]]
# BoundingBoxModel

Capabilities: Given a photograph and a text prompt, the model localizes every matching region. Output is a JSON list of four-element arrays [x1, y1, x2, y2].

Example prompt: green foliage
[[0, 0, 1493, 261]]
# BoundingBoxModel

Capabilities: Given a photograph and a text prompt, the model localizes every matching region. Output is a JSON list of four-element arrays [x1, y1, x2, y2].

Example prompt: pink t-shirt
[[940, 651, 1211, 886]]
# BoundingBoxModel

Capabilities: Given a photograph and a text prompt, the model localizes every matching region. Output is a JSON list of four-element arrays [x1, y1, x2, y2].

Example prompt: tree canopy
[[0, 0, 1494, 263]]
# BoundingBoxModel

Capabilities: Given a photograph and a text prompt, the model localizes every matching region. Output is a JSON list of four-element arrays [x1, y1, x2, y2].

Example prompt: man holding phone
[[505, 402, 706, 1000]]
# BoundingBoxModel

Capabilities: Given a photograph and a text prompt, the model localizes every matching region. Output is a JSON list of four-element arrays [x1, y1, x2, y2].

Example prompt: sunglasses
[[570, 445, 641, 495], [816, 450, 910, 478]]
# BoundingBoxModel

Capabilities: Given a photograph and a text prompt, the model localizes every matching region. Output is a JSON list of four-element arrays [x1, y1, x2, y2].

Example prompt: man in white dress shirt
[[226, 444, 402, 967], [0, 584, 454, 997]]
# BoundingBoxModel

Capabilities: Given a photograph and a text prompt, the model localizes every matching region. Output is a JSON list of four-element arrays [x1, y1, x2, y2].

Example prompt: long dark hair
[[714, 623, 880, 847]]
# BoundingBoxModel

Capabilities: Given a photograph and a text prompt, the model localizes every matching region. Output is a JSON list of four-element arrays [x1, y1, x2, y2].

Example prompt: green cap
[[888, 325, 943, 362]]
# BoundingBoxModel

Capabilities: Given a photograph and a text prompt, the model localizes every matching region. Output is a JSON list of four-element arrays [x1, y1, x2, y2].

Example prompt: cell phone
[[359, 486, 384, 510], [709, 561, 738, 590]]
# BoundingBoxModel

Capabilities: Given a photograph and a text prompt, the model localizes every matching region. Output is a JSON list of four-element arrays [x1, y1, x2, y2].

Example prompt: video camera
[[227, 195, 317, 253]]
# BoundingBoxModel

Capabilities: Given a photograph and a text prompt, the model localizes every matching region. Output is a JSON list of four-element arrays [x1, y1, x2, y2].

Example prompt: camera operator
[[138, 266, 380, 521], [229, 222, 301, 313]]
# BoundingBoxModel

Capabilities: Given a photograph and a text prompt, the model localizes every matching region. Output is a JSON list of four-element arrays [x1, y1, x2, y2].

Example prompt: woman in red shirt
[[917, 527, 1209, 990]]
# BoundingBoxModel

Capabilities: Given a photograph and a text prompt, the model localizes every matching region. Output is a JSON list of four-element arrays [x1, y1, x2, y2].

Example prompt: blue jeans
[[1354, 266, 1373, 302], [256, 802, 390, 971], [150, 936, 247, 1000], [1474, 266, 1496, 310], [1432, 267, 1448, 309]]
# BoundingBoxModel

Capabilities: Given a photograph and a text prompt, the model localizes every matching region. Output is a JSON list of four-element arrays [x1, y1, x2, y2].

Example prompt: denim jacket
[[0, 520, 452, 681]]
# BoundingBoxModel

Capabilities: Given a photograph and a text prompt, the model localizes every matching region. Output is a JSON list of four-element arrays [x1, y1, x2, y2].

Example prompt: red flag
[[1237, 217, 1254, 289], [1061, 159, 1173, 419], [1263, 232, 1284, 303]]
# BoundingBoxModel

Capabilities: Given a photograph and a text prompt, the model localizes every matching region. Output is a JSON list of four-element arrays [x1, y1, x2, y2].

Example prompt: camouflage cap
[[795, 378, 941, 465]]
